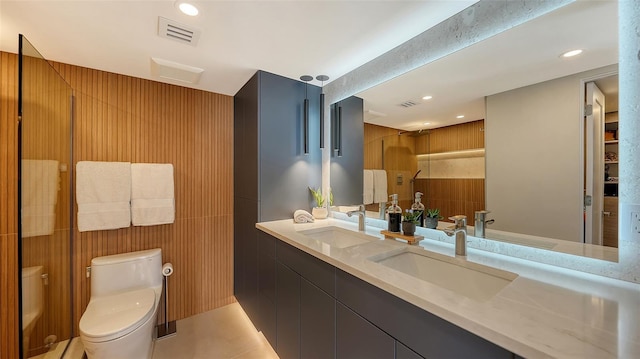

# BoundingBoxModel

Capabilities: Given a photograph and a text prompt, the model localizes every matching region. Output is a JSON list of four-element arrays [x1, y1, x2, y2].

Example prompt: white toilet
[[22, 265, 44, 358], [79, 249, 162, 359]]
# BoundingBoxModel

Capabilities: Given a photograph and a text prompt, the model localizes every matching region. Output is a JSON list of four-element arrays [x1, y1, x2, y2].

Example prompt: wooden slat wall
[[1, 51, 236, 358], [0, 51, 20, 359], [363, 123, 417, 210], [414, 179, 485, 223], [50, 61, 236, 334], [416, 119, 484, 154], [20, 53, 73, 357]]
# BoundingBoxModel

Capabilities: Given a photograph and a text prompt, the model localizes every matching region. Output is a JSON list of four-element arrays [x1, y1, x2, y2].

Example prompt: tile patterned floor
[[61, 302, 279, 359]]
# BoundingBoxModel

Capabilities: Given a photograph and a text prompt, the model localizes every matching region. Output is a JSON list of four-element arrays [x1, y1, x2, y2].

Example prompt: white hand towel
[[76, 161, 131, 232], [294, 209, 314, 223], [131, 163, 175, 226], [363, 170, 374, 205], [373, 169, 388, 203], [21, 159, 60, 237]]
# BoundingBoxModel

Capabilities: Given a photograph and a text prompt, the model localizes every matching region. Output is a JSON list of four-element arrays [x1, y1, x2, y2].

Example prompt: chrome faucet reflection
[[347, 204, 367, 231], [473, 210, 495, 238], [443, 215, 467, 256]]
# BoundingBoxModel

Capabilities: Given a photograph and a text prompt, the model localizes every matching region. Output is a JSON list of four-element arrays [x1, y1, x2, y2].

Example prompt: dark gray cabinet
[[257, 232, 276, 347], [396, 342, 424, 359], [301, 278, 335, 359], [336, 302, 395, 359], [276, 262, 301, 359], [234, 70, 322, 329], [336, 269, 513, 359], [251, 231, 516, 359], [330, 96, 364, 205]]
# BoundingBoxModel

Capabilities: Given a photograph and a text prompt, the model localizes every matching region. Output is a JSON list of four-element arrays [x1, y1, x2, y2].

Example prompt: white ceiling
[[358, 0, 619, 131], [1, 1, 619, 131], [0, 0, 476, 96]]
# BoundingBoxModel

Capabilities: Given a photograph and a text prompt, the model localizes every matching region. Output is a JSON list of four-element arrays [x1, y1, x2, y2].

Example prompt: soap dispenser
[[387, 194, 402, 232], [411, 192, 425, 227]]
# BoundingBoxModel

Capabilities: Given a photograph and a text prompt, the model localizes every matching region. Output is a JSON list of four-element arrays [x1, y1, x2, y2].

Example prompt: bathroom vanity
[[244, 218, 640, 359]]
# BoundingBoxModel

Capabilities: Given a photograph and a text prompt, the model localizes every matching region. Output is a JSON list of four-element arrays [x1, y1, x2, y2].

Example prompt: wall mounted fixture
[[150, 57, 204, 84], [316, 75, 329, 149], [300, 75, 313, 155]]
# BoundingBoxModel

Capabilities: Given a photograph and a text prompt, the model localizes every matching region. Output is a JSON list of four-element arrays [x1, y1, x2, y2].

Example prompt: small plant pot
[[402, 222, 416, 236], [312, 207, 328, 220], [424, 217, 438, 229]]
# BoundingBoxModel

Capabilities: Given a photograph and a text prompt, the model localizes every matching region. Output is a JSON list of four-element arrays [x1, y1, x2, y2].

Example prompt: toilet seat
[[80, 288, 156, 343]]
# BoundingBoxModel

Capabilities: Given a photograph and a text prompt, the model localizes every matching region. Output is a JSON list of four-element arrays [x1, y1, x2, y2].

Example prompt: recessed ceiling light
[[423, 122, 431, 125], [456, 115, 465, 119], [177, 2, 199, 16], [422, 95, 433, 100], [561, 49, 583, 58]]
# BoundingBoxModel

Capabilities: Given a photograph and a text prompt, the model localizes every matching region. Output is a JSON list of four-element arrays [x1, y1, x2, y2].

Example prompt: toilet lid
[[80, 288, 156, 342]]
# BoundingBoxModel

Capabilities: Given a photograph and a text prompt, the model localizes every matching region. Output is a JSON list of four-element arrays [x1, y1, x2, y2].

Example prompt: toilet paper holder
[[157, 262, 176, 339]]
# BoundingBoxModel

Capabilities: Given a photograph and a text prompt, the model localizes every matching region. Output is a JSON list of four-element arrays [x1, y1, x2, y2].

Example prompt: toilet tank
[[90, 249, 162, 297], [21, 266, 44, 320]]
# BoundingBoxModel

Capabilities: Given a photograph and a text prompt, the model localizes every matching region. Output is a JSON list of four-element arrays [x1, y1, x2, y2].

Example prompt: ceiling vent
[[158, 17, 201, 46], [398, 100, 418, 108]]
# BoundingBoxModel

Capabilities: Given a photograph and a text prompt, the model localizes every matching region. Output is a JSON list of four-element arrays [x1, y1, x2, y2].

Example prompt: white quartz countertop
[[256, 218, 640, 359]]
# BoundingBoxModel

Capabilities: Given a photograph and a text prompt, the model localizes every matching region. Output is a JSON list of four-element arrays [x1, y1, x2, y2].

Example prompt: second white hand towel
[[131, 163, 175, 226]]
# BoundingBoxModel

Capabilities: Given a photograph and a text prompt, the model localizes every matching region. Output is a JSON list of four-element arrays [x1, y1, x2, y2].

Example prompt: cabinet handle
[[304, 98, 309, 154], [603, 211, 612, 216]]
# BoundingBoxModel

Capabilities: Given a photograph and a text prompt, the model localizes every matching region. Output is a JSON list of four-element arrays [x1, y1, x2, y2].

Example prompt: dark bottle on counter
[[387, 194, 402, 232]]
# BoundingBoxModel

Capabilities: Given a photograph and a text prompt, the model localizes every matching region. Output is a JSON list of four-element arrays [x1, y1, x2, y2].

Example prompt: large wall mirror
[[337, 1, 619, 261], [19, 34, 73, 359]]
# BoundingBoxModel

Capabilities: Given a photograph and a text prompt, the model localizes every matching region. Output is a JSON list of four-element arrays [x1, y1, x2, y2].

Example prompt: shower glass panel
[[18, 34, 73, 359]]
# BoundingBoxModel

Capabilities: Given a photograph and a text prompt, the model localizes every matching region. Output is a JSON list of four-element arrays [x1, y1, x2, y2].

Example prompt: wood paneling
[[364, 123, 417, 210], [1, 51, 235, 357], [20, 53, 74, 356], [416, 120, 484, 154], [1, 51, 20, 359], [414, 178, 485, 223], [50, 61, 236, 334]]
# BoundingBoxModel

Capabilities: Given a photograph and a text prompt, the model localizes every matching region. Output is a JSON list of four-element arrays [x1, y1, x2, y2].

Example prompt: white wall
[[486, 64, 616, 242]]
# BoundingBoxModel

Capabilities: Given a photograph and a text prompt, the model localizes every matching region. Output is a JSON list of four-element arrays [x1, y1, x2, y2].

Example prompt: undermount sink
[[299, 226, 378, 249], [371, 249, 517, 302]]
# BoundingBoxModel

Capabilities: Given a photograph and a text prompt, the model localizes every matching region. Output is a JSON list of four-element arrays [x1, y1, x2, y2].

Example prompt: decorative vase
[[424, 217, 438, 229], [402, 222, 416, 236], [312, 207, 328, 220]]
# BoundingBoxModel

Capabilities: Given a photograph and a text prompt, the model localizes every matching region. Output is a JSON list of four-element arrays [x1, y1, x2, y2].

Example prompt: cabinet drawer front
[[337, 302, 395, 359], [276, 240, 335, 296], [336, 269, 512, 359], [301, 278, 336, 359]]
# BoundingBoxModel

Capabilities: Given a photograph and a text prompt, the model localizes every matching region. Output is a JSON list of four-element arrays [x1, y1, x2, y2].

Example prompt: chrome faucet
[[473, 210, 495, 238], [378, 201, 386, 220], [347, 204, 367, 231], [442, 215, 467, 256]]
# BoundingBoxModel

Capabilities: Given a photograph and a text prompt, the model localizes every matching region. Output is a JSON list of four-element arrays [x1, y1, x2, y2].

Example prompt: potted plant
[[309, 187, 332, 219], [402, 210, 420, 236], [424, 208, 443, 229]]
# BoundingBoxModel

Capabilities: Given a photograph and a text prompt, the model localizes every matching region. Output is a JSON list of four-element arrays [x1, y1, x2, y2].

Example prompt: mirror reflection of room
[[353, 0, 618, 255]]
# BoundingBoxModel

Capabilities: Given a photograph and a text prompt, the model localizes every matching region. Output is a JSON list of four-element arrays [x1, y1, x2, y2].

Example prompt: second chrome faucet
[[442, 215, 467, 256]]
